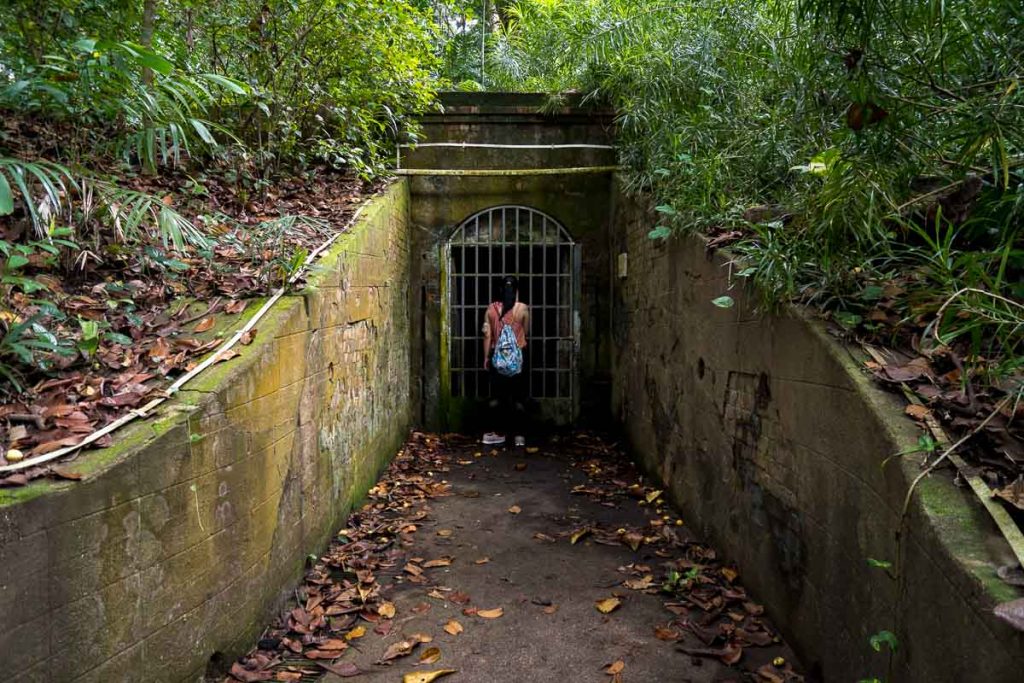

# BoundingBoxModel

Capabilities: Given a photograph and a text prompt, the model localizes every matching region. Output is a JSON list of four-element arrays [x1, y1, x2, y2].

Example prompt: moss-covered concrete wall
[[610, 182, 1024, 680], [0, 182, 413, 682]]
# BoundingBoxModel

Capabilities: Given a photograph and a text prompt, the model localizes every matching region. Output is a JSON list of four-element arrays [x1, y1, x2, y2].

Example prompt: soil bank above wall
[[0, 182, 413, 682], [609, 180, 1024, 681]]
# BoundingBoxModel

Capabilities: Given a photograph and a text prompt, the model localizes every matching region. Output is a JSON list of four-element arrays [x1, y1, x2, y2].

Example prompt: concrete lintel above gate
[[401, 92, 617, 172]]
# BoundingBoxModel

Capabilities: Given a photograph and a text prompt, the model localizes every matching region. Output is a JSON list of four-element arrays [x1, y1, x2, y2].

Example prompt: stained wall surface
[[610, 183, 1024, 681], [0, 183, 413, 682], [405, 93, 617, 430]]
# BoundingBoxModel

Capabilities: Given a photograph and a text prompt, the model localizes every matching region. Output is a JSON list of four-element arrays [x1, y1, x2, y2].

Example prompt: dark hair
[[499, 276, 518, 316]]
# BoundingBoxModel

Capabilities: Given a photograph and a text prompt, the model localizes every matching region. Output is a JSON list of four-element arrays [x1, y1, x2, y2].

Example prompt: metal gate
[[441, 206, 580, 426]]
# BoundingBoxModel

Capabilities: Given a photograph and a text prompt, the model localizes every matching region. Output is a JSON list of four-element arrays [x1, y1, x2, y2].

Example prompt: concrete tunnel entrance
[[2, 92, 1017, 683], [443, 206, 580, 425]]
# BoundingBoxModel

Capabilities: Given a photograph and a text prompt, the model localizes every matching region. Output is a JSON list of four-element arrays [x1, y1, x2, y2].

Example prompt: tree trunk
[[141, 0, 157, 85]]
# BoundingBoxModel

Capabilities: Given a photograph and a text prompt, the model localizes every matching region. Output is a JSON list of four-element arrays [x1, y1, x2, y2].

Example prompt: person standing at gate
[[481, 275, 530, 446]]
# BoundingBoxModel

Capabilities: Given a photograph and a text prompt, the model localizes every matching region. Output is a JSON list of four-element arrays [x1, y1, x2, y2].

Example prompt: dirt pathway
[[225, 433, 803, 683]]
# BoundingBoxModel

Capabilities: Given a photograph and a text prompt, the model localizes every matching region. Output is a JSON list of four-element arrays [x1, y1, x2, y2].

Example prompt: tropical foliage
[[0, 0, 443, 392], [478, 0, 1023, 387]]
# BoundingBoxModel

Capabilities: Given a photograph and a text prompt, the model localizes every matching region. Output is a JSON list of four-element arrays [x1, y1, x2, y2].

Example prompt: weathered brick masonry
[[0, 183, 413, 682]]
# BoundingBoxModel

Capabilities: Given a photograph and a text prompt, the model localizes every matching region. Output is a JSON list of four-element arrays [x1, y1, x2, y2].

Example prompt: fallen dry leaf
[[229, 662, 273, 682], [402, 671, 457, 683], [994, 598, 1024, 631], [654, 625, 680, 641], [419, 647, 441, 664], [477, 607, 504, 619], [443, 619, 464, 636], [344, 626, 365, 640], [756, 665, 785, 683], [595, 597, 622, 614], [905, 403, 931, 420], [423, 557, 452, 568], [645, 489, 663, 503], [624, 575, 654, 590], [542, 604, 559, 614], [437, 529, 453, 537], [378, 602, 396, 619], [474, 557, 490, 565], [507, 505, 521, 514], [215, 348, 241, 363], [226, 299, 247, 314], [379, 638, 417, 662], [194, 316, 216, 333], [621, 531, 644, 552], [274, 672, 302, 682], [605, 660, 625, 675], [570, 528, 591, 545]]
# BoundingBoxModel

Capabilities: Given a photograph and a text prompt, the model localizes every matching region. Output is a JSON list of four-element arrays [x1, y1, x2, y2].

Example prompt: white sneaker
[[514, 436, 526, 447], [482, 432, 506, 445]]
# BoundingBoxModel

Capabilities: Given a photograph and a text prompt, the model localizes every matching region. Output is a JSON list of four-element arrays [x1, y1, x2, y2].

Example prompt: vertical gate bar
[[556, 238, 562, 397], [541, 215, 547, 399], [527, 209, 534, 398], [572, 243, 582, 420], [440, 242, 451, 421], [477, 211, 481, 395]]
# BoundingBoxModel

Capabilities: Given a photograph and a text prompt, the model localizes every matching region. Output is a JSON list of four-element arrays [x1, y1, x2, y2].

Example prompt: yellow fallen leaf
[[419, 647, 442, 664], [437, 529, 453, 537], [645, 489, 663, 504], [403, 671, 457, 683], [905, 404, 931, 420], [595, 597, 621, 614], [344, 625, 366, 640], [722, 567, 739, 582], [443, 619, 463, 636], [378, 602, 396, 619], [474, 557, 490, 565], [526, 447, 539, 454], [624, 575, 654, 590], [508, 505, 521, 514], [570, 528, 591, 545], [542, 604, 559, 614], [409, 632, 434, 644], [605, 660, 625, 675], [477, 607, 504, 619]]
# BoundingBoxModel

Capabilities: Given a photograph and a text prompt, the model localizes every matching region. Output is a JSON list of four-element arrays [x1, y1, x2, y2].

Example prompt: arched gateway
[[441, 205, 580, 424]]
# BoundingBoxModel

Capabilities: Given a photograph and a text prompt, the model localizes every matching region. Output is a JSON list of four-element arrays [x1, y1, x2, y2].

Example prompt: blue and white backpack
[[492, 305, 523, 377]]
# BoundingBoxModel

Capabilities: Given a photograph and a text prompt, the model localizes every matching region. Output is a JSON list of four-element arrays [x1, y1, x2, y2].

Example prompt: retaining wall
[[610, 182, 1024, 681], [0, 182, 413, 682]]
